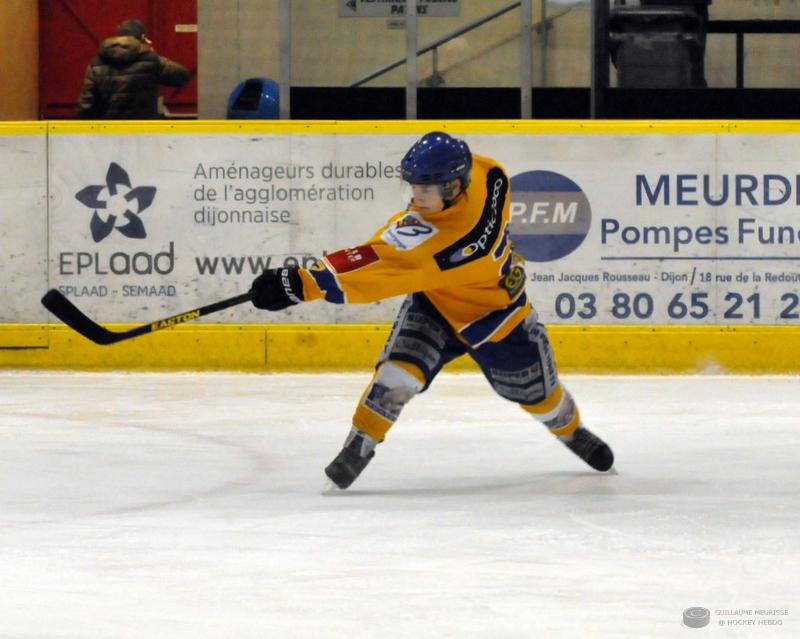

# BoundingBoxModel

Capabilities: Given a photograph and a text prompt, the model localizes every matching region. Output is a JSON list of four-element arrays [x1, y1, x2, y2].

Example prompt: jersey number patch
[[381, 212, 438, 251], [500, 264, 526, 299]]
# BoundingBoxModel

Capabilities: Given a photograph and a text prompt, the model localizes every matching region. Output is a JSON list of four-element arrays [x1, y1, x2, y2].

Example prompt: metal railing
[[707, 19, 800, 89], [350, 1, 571, 89]]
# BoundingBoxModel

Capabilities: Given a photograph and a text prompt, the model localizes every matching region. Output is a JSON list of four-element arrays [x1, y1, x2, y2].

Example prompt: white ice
[[0, 371, 798, 638]]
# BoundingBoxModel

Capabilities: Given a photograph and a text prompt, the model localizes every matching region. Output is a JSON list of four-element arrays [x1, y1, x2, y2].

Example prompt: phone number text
[[553, 291, 800, 321]]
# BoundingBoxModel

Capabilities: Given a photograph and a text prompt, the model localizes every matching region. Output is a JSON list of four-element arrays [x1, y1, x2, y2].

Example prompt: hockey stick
[[41, 289, 253, 345]]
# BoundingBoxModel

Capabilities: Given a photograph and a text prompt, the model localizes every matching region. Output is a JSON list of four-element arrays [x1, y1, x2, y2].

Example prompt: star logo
[[75, 163, 157, 243]]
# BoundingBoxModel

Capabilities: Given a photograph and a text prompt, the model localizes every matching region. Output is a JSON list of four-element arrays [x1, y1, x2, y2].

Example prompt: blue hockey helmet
[[401, 131, 472, 190]]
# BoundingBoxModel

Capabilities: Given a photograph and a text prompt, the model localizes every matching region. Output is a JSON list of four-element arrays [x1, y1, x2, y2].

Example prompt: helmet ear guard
[[438, 179, 460, 202]]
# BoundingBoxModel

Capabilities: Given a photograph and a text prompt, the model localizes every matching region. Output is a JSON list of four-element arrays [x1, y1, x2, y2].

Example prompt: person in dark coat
[[77, 19, 190, 119]]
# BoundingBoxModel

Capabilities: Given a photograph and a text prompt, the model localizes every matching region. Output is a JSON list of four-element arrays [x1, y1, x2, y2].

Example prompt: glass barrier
[[18, 0, 800, 121], [739, 34, 800, 89], [291, 1, 407, 88], [707, 0, 800, 89], [194, 0, 800, 119]]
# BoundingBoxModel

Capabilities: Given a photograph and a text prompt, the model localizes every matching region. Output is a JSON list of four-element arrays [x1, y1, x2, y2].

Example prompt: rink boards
[[3, 119, 800, 372]]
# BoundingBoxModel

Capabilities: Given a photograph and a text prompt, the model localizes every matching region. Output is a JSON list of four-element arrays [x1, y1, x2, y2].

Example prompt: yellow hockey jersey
[[298, 153, 531, 347]]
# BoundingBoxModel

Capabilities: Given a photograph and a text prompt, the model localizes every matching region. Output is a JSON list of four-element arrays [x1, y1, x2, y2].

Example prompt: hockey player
[[250, 131, 614, 489]]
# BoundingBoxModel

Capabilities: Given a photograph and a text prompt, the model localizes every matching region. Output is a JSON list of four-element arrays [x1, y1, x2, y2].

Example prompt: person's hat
[[116, 19, 147, 41]]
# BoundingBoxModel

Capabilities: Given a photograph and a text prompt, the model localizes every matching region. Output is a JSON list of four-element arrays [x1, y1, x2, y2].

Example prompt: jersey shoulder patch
[[326, 245, 379, 273], [381, 212, 439, 251]]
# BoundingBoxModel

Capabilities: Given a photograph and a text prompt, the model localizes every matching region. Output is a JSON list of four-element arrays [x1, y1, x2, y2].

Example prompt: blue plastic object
[[400, 131, 472, 186], [227, 78, 279, 119]]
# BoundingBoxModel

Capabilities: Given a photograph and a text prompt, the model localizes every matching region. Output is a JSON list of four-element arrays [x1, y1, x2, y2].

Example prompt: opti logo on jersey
[[449, 176, 504, 264], [509, 170, 591, 262], [434, 168, 508, 271], [75, 163, 157, 243]]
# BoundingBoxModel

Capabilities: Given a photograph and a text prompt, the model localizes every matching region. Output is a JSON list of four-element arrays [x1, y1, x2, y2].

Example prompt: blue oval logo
[[509, 170, 591, 262]]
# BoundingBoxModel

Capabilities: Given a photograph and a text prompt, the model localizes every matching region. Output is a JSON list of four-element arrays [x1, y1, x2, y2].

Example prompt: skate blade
[[321, 479, 342, 495]]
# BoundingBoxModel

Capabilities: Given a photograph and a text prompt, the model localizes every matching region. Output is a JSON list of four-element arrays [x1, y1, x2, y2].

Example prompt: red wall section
[[39, 0, 197, 118]]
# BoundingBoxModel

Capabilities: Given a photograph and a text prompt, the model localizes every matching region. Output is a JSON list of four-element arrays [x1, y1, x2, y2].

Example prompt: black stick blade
[[41, 289, 254, 346], [41, 289, 121, 345]]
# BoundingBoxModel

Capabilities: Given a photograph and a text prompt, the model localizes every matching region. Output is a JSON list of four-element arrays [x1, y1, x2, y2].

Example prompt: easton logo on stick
[[151, 310, 202, 331], [41, 289, 253, 346]]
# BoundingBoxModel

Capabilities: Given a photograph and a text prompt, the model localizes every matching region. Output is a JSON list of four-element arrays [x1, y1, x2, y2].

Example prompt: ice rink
[[1, 370, 797, 638]]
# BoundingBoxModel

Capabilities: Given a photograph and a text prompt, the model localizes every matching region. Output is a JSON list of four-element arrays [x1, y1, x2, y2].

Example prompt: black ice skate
[[561, 426, 614, 472], [324, 427, 378, 489]]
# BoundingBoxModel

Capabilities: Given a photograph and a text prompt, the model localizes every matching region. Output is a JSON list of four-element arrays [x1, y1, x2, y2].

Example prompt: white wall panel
[[0, 132, 47, 325]]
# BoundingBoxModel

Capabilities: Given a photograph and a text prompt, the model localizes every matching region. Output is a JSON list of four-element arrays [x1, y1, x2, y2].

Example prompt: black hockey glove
[[250, 266, 304, 311]]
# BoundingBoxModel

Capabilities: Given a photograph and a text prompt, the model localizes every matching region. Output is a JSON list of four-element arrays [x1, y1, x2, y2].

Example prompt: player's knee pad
[[372, 360, 425, 411], [353, 361, 425, 440], [485, 312, 559, 405], [521, 312, 558, 394]]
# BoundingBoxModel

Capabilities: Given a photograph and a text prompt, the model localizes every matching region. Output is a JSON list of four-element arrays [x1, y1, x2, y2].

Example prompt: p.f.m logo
[[75, 163, 157, 243], [509, 170, 591, 262]]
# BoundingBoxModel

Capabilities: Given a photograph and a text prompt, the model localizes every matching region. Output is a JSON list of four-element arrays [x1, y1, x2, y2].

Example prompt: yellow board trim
[[4, 324, 800, 373], [1, 119, 798, 137], [0, 121, 48, 135], [39, 119, 800, 136], [44, 119, 725, 136]]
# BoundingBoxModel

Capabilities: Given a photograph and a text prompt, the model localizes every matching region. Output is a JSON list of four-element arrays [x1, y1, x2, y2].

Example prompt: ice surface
[[0, 371, 797, 638]]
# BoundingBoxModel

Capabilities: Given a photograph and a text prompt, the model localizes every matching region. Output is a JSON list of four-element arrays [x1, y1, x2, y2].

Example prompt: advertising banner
[[480, 132, 800, 325], [36, 127, 800, 326], [47, 132, 412, 324]]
